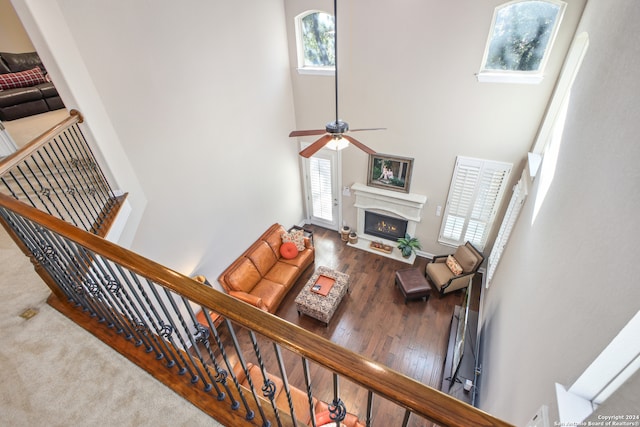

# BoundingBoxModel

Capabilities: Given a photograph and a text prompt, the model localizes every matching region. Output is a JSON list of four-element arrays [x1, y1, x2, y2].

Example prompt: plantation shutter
[[439, 156, 512, 250], [486, 172, 528, 286], [309, 157, 333, 221]]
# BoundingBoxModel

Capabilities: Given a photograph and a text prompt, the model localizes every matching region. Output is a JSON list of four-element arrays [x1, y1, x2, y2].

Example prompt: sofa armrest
[[432, 254, 448, 263], [228, 291, 267, 311], [441, 272, 474, 294]]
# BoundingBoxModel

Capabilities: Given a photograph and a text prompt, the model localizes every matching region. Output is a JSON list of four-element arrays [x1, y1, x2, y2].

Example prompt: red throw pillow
[[279, 241, 299, 259], [0, 67, 47, 90], [315, 411, 333, 425]]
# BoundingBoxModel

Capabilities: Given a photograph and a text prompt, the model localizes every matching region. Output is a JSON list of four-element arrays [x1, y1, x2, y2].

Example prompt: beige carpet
[[0, 222, 224, 426], [2, 109, 69, 147]]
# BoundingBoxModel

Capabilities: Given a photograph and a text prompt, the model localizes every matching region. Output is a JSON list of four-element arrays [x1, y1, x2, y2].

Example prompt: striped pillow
[[0, 67, 47, 90]]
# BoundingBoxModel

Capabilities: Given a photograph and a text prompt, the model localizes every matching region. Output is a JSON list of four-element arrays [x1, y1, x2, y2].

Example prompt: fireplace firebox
[[364, 211, 408, 241]]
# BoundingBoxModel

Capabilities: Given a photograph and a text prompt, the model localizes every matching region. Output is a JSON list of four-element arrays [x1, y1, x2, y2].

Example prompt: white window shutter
[[439, 157, 512, 250], [486, 171, 528, 286], [309, 157, 333, 221]]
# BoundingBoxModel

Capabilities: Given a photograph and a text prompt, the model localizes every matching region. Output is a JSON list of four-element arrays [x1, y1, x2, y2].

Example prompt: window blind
[[439, 156, 512, 250], [309, 157, 333, 221], [486, 172, 528, 286]]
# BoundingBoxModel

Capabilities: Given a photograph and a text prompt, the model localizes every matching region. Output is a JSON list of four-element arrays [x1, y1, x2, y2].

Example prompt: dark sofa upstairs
[[0, 51, 65, 121]]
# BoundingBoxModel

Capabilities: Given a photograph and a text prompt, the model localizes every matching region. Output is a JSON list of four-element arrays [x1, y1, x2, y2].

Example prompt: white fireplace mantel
[[349, 183, 427, 263]]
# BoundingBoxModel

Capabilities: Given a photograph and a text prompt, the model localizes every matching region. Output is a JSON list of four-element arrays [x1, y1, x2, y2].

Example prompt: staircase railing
[[0, 110, 124, 236], [0, 193, 513, 427]]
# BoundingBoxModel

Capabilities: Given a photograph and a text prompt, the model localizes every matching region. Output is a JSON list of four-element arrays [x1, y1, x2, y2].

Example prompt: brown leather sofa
[[218, 223, 314, 313], [233, 362, 365, 427], [0, 52, 65, 121]]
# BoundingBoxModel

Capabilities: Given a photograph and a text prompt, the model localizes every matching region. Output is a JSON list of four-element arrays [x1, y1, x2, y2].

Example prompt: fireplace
[[364, 211, 408, 241], [349, 183, 427, 264]]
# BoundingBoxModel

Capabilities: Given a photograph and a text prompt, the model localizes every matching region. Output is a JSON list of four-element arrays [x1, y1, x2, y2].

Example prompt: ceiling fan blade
[[342, 134, 376, 155], [299, 134, 334, 158], [289, 129, 327, 137], [348, 127, 386, 132]]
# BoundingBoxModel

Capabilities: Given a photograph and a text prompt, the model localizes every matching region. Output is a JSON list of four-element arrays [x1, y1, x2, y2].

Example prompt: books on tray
[[311, 275, 335, 296]]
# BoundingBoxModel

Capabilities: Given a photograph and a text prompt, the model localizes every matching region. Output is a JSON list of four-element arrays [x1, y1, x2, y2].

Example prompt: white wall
[[283, 0, 587, 256], [0, 0, 33, 52], [478, 1, 640, 424], [14, 0, 303, 281]]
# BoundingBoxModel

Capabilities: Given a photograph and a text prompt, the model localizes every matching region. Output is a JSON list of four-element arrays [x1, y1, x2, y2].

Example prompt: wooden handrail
[[0, 109, 83, 177], [0, 192, 513, 427]]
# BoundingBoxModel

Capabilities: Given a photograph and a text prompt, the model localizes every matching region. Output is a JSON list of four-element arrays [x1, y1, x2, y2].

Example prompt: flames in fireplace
[[364, 211, 408, 240]]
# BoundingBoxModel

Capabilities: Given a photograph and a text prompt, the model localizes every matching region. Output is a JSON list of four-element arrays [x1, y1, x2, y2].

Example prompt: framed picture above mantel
[[367, 154, 414, 193]]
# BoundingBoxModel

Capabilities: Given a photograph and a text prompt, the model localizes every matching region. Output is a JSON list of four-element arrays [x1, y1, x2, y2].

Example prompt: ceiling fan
[[289, 0, 384, 158]]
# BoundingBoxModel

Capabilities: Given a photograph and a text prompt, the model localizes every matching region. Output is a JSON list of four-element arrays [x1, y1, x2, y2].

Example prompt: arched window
[[295, 10, 335, 74], [477, 0, 566, 83]]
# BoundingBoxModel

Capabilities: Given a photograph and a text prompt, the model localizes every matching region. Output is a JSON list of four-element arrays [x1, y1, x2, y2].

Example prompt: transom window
[[477, 0, 566, 84], [295, 10, 335, 75]]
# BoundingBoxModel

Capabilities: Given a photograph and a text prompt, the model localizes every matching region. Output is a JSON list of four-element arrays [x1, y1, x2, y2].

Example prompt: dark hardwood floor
[[219, 225, 481, 427]]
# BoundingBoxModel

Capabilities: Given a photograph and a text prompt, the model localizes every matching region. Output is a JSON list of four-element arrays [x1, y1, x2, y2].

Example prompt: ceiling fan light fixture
[[325, 135, 349, 151]]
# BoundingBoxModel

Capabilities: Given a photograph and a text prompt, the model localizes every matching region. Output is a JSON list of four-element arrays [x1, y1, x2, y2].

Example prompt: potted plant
[[397, 233, 421, 258]]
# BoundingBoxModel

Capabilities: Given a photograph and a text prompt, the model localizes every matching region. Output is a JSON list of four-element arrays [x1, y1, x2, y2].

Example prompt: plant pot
[[348, 232, 358, 244], [340, 226, 350, 242]]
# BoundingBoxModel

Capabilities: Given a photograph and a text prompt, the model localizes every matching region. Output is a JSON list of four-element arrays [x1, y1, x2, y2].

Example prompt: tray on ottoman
[[295, 266, 349, 326]]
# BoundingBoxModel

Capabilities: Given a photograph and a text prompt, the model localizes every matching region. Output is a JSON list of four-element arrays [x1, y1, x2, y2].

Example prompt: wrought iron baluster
[[249, 330, 282, 427], [366, 390, 374, 427], [11, 167, 52, 215], [1, 176, 20, 200], [50, 137, 97, 224], [225, 318, 271, 427], [73, 250, 140, 338], [402, 408, 411, 427], [159, 287, 213, 388], [9, 213, 111, 321], [39, 145, 89, 229], [97, 259, 160, 352], [180, 299, 228, 397], [329, 373, 347, 425], [127, 273, 184, 368], [57, 133, 103, 220], [204, 314, 254, 417], [273, 343, 298, 425], [21, 160, 66, 220], [302, 357, 317, 427], [145, 279, 195, 377], [27, 153, 76, 226], [68, 125, 115, 201]]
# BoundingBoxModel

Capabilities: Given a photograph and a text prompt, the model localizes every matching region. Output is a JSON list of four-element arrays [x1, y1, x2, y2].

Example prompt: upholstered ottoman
[[295, 266, 350, 326], [395, 268, 431, 303]]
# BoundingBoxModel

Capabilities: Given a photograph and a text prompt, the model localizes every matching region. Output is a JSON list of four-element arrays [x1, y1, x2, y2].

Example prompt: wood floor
[[221, 225, 481, 427]]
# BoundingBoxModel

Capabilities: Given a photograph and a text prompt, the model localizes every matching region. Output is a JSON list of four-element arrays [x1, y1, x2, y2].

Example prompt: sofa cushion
[[0, 67, 47, 90], [453, 245, 478, 273], [37, 82, 58, 97], [226, 258, 262, 293], [0, 57, 10, 74], [264, 261, 300, 287], [0, 99, 48, 121], [279, 246, 314, 269], [282, 229, 305, 251], [1, 52, 45, 73], [279, 241, 299, 259], [426, 262, 454, 289], [0, 86, 42, 107], [248, 241, 278, 276], [264, 225, 287, 254], [446, 255, 463, 275], [250, 279, 286, 312]]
